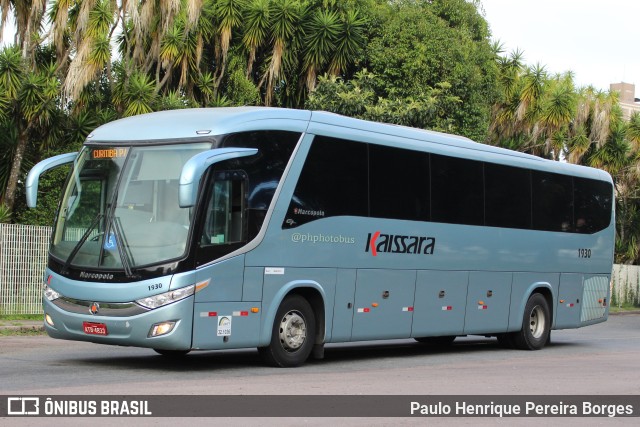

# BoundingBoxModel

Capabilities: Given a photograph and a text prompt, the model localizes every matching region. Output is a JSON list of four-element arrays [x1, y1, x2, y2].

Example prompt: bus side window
[[574, 177, 613, 234], [284, 136, 367, 228], [532, 171, 573, 232], [201, 171, 247, 246]]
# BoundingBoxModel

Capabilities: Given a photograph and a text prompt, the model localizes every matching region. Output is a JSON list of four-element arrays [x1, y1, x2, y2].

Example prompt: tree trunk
[[3, 128, 29, 212]]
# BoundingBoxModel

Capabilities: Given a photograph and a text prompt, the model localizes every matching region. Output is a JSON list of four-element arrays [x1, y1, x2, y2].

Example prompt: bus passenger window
[[485, 163, 532, 229], [431, 154, 484, 226], [369, 144, 430, 221], [284, 136, 367, 228], [532, 171, 573, 232], [574, 177, 613, 234]]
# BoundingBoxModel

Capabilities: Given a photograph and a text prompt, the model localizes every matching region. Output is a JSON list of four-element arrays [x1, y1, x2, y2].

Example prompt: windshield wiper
[[112, 216, 133, 278], [61, 213, 103, 274]]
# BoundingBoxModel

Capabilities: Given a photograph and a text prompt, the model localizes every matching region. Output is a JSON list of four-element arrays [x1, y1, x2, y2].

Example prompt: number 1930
[[578, 248, 592, 258]]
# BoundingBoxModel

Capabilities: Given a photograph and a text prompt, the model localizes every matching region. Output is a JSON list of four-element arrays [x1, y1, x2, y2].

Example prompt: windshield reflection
[[51, 143, 211, 269]]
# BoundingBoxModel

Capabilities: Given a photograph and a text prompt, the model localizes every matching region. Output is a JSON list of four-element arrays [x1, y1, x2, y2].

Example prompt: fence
[[1, 223, 640, 314], [0, 223, 51, 315], [611, 264, 640, 307]]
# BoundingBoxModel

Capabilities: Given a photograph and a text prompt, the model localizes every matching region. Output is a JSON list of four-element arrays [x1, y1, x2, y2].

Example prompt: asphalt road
[[1, 314, 639, 425]]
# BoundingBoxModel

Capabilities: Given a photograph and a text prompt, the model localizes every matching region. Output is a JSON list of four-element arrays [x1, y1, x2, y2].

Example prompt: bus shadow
[[70, 336, 583, 372]]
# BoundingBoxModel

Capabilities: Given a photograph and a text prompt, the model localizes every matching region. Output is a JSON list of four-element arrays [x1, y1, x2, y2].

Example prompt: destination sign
[[91, 148, 128, 159]]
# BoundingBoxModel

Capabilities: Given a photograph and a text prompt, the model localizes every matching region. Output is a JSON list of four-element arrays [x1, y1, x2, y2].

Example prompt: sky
[[481, 0, 640, 94]]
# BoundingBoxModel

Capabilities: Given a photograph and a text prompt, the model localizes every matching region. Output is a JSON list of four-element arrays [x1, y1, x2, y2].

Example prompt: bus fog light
[[45, 314, 55, 327], [149, 321, 176, 337]]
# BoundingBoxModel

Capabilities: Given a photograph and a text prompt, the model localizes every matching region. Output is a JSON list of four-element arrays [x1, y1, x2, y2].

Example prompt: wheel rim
[[278, 310, 307, 352], [529, 305, 545, 339]]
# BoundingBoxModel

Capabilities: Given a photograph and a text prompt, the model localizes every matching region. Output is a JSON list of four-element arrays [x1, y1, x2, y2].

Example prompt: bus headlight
[[44, 284, 61, 301], [136, 285, 195, 309]]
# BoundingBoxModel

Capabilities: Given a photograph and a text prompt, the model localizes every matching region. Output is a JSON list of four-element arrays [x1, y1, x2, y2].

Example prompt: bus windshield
[[51, 142, 211, 270]]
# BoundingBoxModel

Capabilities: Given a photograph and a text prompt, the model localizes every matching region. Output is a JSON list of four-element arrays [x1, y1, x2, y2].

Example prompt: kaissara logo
[[365, 231, 436, 257]]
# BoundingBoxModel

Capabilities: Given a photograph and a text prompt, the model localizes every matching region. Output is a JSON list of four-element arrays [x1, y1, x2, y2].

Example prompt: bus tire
[[496, 333, 515, 349], [259, 295, 316, 367], [512, 293, 550, 350], [414, 336, 456, 345]]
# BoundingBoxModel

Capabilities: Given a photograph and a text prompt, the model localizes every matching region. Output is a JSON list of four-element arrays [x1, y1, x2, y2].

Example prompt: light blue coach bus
[[27, 107, 614, 367]]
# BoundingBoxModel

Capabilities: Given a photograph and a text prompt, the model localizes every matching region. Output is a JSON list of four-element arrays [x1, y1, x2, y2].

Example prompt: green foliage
[[119, 72, 157, 117], [225, 69, 261, 106], [306, 71, 461, 131], [0, 203, 11, 223], [0, 46, 23, 99], [362, 0, 498, 140], [158, 90, 193, 111], [13, 164, 71, 227]]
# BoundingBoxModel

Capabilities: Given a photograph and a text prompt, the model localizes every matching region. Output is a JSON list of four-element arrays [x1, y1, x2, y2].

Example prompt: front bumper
[[43, 296, 194, 350]]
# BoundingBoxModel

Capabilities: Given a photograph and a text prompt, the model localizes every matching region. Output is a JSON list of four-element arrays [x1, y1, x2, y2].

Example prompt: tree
[[306, 70, 461, 131], [489, 49, 640, 264], [0, 46, 61, 212], [0, 2, 342, 222], [362, 0, 498, 140], [259, 0, 304, 106], [243, 0, 270, 78]]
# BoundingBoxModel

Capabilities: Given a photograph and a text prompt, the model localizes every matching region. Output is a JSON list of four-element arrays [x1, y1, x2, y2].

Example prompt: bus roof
[[86, 107, 611, 182]]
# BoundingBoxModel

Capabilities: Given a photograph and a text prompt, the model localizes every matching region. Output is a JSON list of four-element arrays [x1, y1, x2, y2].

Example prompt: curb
[[0, 321, 45, 332]]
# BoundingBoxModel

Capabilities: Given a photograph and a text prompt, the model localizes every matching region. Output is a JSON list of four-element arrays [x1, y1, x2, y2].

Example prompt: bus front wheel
[[512, 293, 550, 350], [259, 295, 316, 367]]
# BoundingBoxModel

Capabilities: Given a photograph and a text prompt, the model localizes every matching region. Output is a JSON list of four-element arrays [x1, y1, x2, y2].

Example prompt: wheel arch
[[509, 282, 555, 332], [259, 280, 326, 347]]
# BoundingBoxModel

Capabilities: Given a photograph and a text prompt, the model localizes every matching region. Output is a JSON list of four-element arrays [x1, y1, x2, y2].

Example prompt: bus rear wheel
[[259, 295, 316, 367], [512, 293, 550, 350]]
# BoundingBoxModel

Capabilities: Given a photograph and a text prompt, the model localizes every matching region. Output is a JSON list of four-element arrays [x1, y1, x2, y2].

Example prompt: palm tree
[[260, 0, 303, 106], [243, 0, 270, 79], [213, 0, 247, 87], [302, 8, 339, 92], [628, 112, 640, 149], [0, 46, 61, 212], [327, 9, 365, 76], [62, 0, 116, 100], [0, 0, 47, 58], [539, 74, 576, 160]]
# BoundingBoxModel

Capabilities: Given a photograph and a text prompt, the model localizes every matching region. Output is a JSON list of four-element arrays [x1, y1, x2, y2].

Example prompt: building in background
[[611, 82, 640, 120]]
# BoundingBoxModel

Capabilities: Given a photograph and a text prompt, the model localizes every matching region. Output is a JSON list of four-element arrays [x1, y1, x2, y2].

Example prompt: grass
[[0, 314, 43, 321], [609, 303, 640, 313], [0, 314, 45, 336], [0, 326, 45, 336]]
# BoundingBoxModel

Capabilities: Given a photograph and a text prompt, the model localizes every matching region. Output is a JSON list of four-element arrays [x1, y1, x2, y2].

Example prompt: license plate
[[83, 322, 108, 336]]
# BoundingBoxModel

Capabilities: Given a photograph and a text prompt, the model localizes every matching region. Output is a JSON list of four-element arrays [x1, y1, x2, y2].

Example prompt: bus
[[26, 107, 614, 367]]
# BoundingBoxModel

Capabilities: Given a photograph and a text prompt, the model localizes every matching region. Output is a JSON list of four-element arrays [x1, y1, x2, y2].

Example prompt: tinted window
[[574, 177, 613, 233], [532, 171, 573, 232], [282, 134, 612, 235], [220, 131, 300, 239], [285, 136, 368, 227], [431, 154, 484, 225], [370, 144, 430, 221], [485, 163, 531, 229]]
